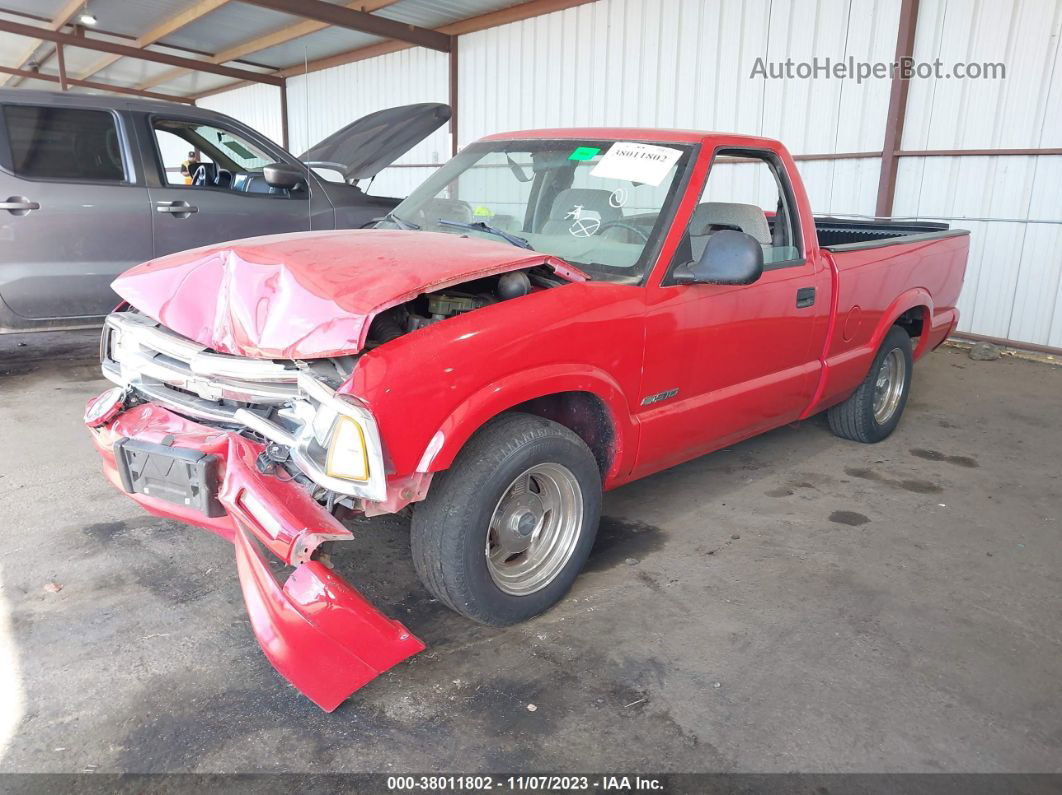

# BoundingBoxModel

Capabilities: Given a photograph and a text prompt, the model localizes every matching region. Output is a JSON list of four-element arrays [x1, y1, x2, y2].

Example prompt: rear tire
[[411, 413, 602, 626], [828, 326, 913, 443]]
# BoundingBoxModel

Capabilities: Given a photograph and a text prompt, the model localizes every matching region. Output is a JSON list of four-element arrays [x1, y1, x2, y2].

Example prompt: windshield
[[382, 139, 694, 283]]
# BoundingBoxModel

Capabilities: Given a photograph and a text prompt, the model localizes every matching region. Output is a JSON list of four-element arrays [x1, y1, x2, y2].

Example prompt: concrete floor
[[0, 330, 1059, 774]]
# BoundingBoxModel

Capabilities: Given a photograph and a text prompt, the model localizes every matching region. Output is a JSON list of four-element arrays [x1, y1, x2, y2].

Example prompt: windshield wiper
[[380, 211, 420, 230], [437, 219, 534, 250]]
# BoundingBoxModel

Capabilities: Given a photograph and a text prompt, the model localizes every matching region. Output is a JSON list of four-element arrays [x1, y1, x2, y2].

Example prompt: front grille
[[101, 310, 389, 503], [102, 311, 303, 422]]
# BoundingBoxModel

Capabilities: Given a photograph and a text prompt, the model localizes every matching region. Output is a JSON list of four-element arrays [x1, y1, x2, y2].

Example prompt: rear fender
[[417, 364, 633, 485], [807, 288, 935, 416], [871, 288, 934, 360]]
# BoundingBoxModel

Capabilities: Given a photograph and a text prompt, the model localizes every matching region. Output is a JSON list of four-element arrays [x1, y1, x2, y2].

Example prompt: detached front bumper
[[86, 401, 424, 712]]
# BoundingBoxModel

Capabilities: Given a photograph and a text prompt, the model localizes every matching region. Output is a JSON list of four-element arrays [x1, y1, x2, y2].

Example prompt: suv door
[[140, 113, 332, 258], [0, 102, 152, 331]]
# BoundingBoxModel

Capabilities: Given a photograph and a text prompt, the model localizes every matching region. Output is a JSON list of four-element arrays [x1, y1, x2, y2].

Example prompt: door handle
[[796, 287, 816, 308], [155, 201, 198, 216], [1, 196, 40, 215]]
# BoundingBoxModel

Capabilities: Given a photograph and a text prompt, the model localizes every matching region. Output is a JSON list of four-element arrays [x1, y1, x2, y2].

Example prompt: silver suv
[[0, 89, 449, 332]]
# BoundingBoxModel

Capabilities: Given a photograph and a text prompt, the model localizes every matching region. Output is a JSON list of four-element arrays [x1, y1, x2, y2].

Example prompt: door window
[[151, 118, 293, 195], [2, 105, 125, 182], [679, 150, 802, 270], [154, 128, 213, 185]]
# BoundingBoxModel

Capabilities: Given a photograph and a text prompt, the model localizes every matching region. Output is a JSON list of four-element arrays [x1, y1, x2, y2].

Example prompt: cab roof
[[480, 127, 784, 149]]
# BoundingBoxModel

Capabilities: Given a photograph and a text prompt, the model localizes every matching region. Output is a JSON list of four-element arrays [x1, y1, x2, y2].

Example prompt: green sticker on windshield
[[568, 146, 601, 161]]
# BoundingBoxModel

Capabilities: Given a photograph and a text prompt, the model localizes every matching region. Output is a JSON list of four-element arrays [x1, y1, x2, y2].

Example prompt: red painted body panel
[[346, 281, 647, 485], [88, 402, 423, 710], [234, 528, 424, 712], [810, 234, 967, 413], [111, 229, 586, 359], [344, 134, 967, 487], [88, 129, 969, 709]]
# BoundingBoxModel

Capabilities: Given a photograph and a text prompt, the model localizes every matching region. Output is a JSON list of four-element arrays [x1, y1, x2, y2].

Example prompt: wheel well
[[511, 391, 615, 475], [895, 306, 926, 338]]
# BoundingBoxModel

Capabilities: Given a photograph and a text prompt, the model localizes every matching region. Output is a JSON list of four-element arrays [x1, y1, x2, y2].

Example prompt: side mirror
[[673, 229, 764, 286], [263, 162, 305, 190]]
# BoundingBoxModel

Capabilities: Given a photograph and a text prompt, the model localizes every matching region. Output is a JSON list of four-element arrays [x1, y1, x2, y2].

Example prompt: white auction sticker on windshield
[[590, 142, 682, 186]]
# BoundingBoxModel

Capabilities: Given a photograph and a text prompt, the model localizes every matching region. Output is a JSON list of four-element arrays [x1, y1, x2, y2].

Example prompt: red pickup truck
[[85, 128, 968, 710]]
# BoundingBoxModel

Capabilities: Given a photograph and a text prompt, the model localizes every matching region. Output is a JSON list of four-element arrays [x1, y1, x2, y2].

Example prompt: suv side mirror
[[263, 163, 305, 190], [673, 229, 764, 286]]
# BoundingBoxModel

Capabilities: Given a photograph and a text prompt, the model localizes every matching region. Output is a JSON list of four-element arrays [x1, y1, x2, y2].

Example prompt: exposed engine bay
[[365, 266, 564, 347]]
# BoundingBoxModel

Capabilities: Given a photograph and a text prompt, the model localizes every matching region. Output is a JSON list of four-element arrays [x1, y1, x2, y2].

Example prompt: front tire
[[828, 325, 913, 443], [411, 413, 602, 625]]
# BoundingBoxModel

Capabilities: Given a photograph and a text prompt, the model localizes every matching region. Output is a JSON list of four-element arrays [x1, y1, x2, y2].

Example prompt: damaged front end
[[86, 231, 585, 708], [86, 311, 425, 710]]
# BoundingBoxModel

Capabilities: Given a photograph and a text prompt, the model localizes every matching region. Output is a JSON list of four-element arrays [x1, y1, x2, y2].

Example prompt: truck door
[[634, 148, 831, 476], [0, 102, 152, 330], [140, 114, 332, 258]]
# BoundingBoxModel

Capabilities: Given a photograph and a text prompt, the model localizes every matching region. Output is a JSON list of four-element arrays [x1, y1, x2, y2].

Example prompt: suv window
[[2, 105, 125, 182], [155, 128, 212, 185], [152, 119, 272, 186]]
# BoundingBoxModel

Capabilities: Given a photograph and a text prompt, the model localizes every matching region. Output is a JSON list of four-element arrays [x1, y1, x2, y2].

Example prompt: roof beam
[[55, 42, 68, 90], [194, 0, 596, 98], [0, 5, 274, 62], [191, 0, 598, 99], [235, 0, 451, 52], [276, 0, 596, 78], [0, 0, 83, 87], [0, 18, 283, 86], [76, 0, 233, 82], [136, 0, 399, 91], [0, 64, 196, 103]]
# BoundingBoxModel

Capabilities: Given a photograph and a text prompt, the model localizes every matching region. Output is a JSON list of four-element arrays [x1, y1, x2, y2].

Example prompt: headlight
[[263, 376, 388, 501], [325, 415, 370, 482]]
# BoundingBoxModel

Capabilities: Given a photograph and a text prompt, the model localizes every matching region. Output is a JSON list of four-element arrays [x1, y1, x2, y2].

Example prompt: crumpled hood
[[112, 229, 585, 359]]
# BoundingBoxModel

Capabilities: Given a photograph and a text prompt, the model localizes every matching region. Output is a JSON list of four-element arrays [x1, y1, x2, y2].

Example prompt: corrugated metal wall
[[457, 0, 898, 214], [285, 46, 452, 197], [198, 0, 1062, 348], [197, 82, 285, 145], [895, 0, 1062, 348]]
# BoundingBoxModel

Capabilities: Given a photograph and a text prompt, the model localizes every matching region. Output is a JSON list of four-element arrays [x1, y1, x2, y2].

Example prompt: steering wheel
[[598, 220, 650, 242], [192, 164, 209, 187]]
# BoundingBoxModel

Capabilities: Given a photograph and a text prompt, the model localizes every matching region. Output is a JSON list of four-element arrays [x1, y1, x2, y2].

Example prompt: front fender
[[417, 363, 635, 485], [342, 280, 646, 489]]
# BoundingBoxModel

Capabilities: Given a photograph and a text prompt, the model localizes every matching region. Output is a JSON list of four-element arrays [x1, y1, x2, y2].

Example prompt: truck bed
[[809, 220, 970, 416], [814, 217, 962, 250]]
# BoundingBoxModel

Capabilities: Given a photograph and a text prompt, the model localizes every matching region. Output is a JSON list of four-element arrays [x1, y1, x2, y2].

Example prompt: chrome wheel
[[873, 348, 907, 424], [485, 463, 583, 596]]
